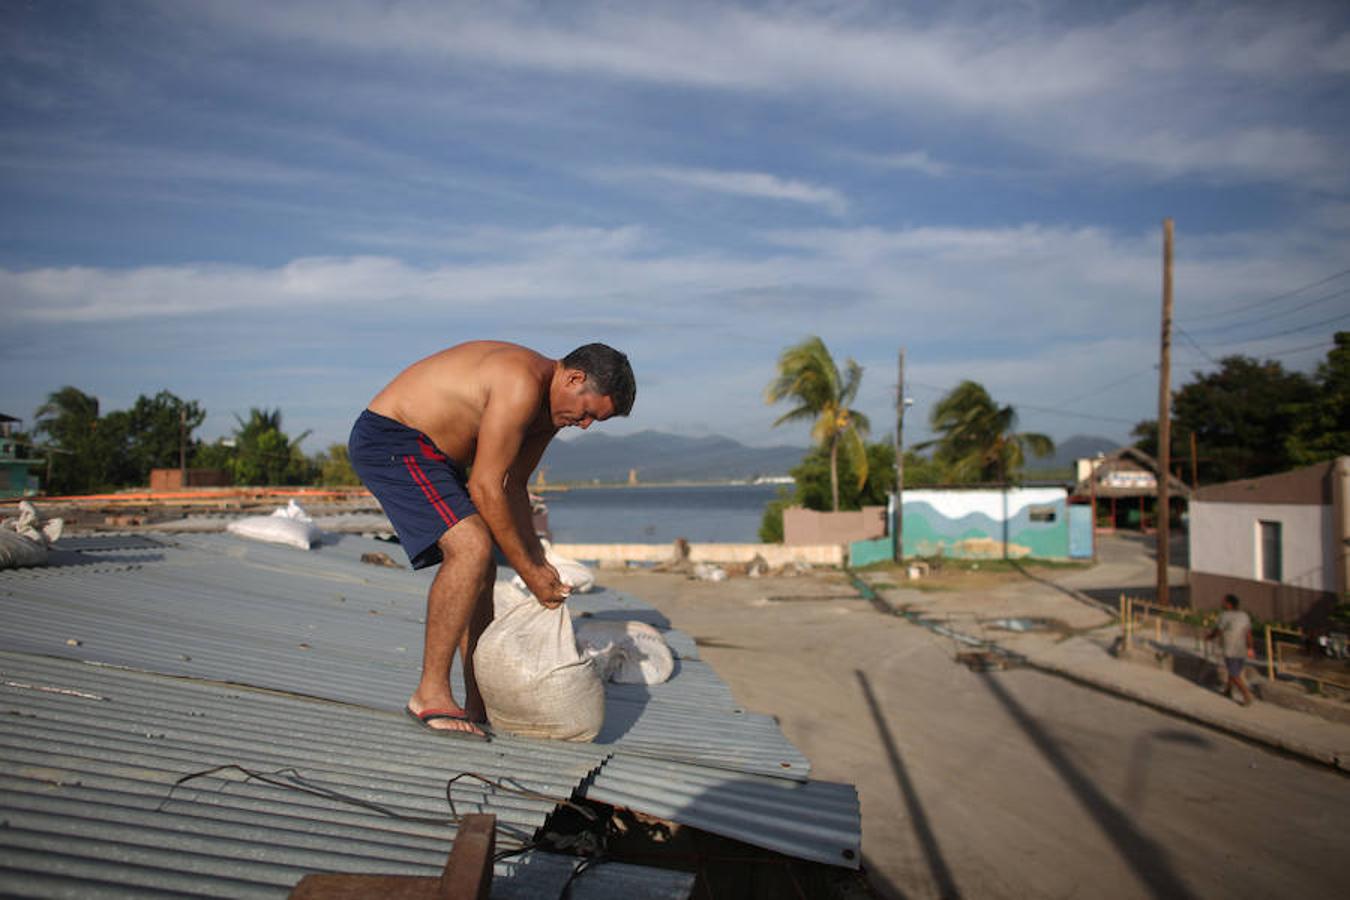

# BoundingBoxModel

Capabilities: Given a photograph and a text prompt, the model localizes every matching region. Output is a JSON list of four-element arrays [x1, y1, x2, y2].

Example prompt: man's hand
[[523, 562, 570, 609]]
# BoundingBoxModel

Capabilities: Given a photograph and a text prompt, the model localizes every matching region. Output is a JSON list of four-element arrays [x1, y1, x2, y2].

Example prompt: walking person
[[1208, 593, 1255, 706]]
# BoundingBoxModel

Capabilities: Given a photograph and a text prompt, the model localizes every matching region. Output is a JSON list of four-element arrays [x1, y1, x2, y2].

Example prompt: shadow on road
[[1124, 729, 1214, 814], [856, 670, 960, 900], [979, 673, 1198, 900]]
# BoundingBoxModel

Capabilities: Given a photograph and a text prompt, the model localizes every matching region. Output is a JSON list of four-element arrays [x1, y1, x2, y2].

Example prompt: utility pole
[[893, 348, 906, 563], [179, 405, 188, 486], [1157, 218, 1174, 606]]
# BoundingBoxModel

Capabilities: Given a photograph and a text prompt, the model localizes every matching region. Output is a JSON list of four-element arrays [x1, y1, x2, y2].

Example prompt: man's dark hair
[[563, 343, 635, 416], [1223, 593, 1240, 609]]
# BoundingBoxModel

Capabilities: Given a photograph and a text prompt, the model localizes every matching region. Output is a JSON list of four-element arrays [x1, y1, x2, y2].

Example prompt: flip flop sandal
[[405, 706, 491, 741]]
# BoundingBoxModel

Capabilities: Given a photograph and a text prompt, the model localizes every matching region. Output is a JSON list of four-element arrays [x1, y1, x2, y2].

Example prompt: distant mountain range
[[536, 430, 1124, 485], [538, 431, 806, 484]]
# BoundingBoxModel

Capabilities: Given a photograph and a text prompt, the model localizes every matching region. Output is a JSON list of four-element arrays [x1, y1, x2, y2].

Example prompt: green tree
[[1286, 332, 1350, 466], [790, 440, 896, 512], [230, 408, 312, 485], [900, 449, 946, 487], [33, 386, 105, 494], [765, 336, 871, 511], [1133, 355, 1315, 484], [314, 443, 361, 486], [918, 380, 1054, 483], [760, 440, 898, 542], [122, 391, 206, 482]]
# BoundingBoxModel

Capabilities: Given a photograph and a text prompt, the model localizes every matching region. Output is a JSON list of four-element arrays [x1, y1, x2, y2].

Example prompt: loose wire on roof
[[158, 764, 597, 829]]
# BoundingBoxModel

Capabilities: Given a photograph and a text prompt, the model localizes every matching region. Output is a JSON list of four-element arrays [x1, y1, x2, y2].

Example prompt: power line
[[1246, 339, 1335, 360], [1048, 368, 1153, 408], [1178, 265, 1350, 323], [1206, 309, 1350, 347], [1175, 327, 1221, 365], [1184, 285, 1350, 336]]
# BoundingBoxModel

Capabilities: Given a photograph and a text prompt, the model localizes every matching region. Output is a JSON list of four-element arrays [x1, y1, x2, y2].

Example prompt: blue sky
[[3, 0, 1349, 455]]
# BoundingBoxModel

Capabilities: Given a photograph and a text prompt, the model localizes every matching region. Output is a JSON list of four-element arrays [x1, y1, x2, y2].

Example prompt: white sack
[[574, 619, 675, 685], [0, 530, 47, 569], [474, 582, 605, 742], [226, 499, 321, 550], [0, 501, 62, 569], [510, 540, 596, 594]]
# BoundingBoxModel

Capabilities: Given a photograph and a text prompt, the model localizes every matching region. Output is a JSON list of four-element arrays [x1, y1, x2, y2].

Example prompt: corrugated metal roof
[[0, 651, 694, 898], [583, 755, 862, 868], [1, 529, 858, 878], [7, 532, 809, 777]]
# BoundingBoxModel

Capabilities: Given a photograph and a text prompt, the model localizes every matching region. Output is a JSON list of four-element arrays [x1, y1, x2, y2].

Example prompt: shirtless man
[[348, 342, 635, 738]]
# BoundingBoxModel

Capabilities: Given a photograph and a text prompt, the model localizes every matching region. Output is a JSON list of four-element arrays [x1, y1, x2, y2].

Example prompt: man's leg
[[408, 516, 494, 736], [1232, 670, 1255, 706]]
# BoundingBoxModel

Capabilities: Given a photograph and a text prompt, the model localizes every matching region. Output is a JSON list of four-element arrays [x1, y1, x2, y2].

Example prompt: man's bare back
[[367, 341, 555, 465]]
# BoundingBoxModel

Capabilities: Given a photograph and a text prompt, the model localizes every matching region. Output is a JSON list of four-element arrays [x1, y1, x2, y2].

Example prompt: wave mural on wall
[[901, 488, 1069, 559]]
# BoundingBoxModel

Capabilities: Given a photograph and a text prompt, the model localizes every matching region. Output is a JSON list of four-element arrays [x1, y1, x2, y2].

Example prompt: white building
[[1189, 457, 1349, 626]]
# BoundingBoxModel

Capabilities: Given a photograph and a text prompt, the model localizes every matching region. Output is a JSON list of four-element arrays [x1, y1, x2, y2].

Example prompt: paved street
[[600, 546, 1350, 899]]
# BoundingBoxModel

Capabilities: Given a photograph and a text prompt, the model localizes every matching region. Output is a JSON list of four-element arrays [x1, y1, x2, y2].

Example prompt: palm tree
[[918, 380, 1054, 483], [34, 386, 103, 494], [766, 336, 870, 511], [34, 386, 100, 449]]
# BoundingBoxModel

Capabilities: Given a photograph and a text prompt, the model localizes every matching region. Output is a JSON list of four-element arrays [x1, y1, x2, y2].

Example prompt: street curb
[[1021, 657, 1348, 774], [846, 571, 1349, 775]]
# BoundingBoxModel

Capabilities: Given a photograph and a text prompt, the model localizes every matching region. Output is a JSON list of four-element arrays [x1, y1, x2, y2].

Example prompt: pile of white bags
[[0, 501, 63, 570], [226, 499, 322, 550], [574, 619, 675, 685], [475, 582, 605, 741]]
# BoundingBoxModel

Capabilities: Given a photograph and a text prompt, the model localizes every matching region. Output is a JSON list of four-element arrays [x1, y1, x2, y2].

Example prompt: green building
[[0, 415, 43, 499]]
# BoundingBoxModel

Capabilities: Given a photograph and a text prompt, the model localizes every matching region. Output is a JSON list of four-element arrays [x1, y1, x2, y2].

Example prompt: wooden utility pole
[[1157, 218, 1174, 606], [893, 348, 906, 563], [1189, 430, 1199, 489], [179, 406, 188, 486]]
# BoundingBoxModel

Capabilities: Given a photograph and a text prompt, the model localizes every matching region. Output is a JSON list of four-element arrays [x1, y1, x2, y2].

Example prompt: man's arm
[[504, 428, 554, 560], [467, 372, 567, 607]]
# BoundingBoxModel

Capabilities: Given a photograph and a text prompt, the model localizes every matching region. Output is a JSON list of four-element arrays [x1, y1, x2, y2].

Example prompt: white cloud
[[611, 166, 849, 216], [179, 1, 1350, 188]]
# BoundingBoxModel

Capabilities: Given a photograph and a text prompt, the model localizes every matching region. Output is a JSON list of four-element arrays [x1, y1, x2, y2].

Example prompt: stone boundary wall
[[553, 542, 845, 567]]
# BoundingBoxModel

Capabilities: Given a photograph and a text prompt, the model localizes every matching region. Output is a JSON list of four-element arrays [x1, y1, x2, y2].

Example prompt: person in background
[[1208, 593, 1254, 706]]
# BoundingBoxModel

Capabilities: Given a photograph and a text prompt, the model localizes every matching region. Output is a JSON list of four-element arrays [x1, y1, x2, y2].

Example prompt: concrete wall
[[1190, 502, 1335, 592], [1187, 457, 1349, 625], [783, 506, 886, 547], [849, 536, 894, 568], [553, 542, 845, 567], [150, 468, 231, 491], [1191, 571, 1337, 627], [902, 487, 1070, 559]]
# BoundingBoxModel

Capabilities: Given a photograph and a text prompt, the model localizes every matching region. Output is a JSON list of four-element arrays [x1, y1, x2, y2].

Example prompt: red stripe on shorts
[[403, 454, 459, 527]]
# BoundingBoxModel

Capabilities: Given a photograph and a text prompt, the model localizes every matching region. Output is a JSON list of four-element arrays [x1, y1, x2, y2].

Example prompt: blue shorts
[[1224, 657, 1245, 679], [348, 409, 478, 570]]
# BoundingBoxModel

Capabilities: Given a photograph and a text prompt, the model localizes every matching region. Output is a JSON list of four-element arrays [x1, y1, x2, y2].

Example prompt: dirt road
[[599, 563, 1350, 899]]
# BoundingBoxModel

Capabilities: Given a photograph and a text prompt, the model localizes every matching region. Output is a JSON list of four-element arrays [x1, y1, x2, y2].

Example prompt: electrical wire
[[158, 764, 595, 830], [1048, 368, 1153, 408], [1178, 266, 1350, 323], [158, 764, 610, 897], [1175, 327, 1221, 366], [1204, 309, 1350, 347], [1183, 284, 1350, 336]]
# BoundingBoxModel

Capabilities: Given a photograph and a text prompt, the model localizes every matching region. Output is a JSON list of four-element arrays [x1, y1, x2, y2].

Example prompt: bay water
[[542, 483, 784, 544]]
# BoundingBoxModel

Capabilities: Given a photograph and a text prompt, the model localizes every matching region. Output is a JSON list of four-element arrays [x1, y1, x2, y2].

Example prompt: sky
[[3, 0, 1349, 455]]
